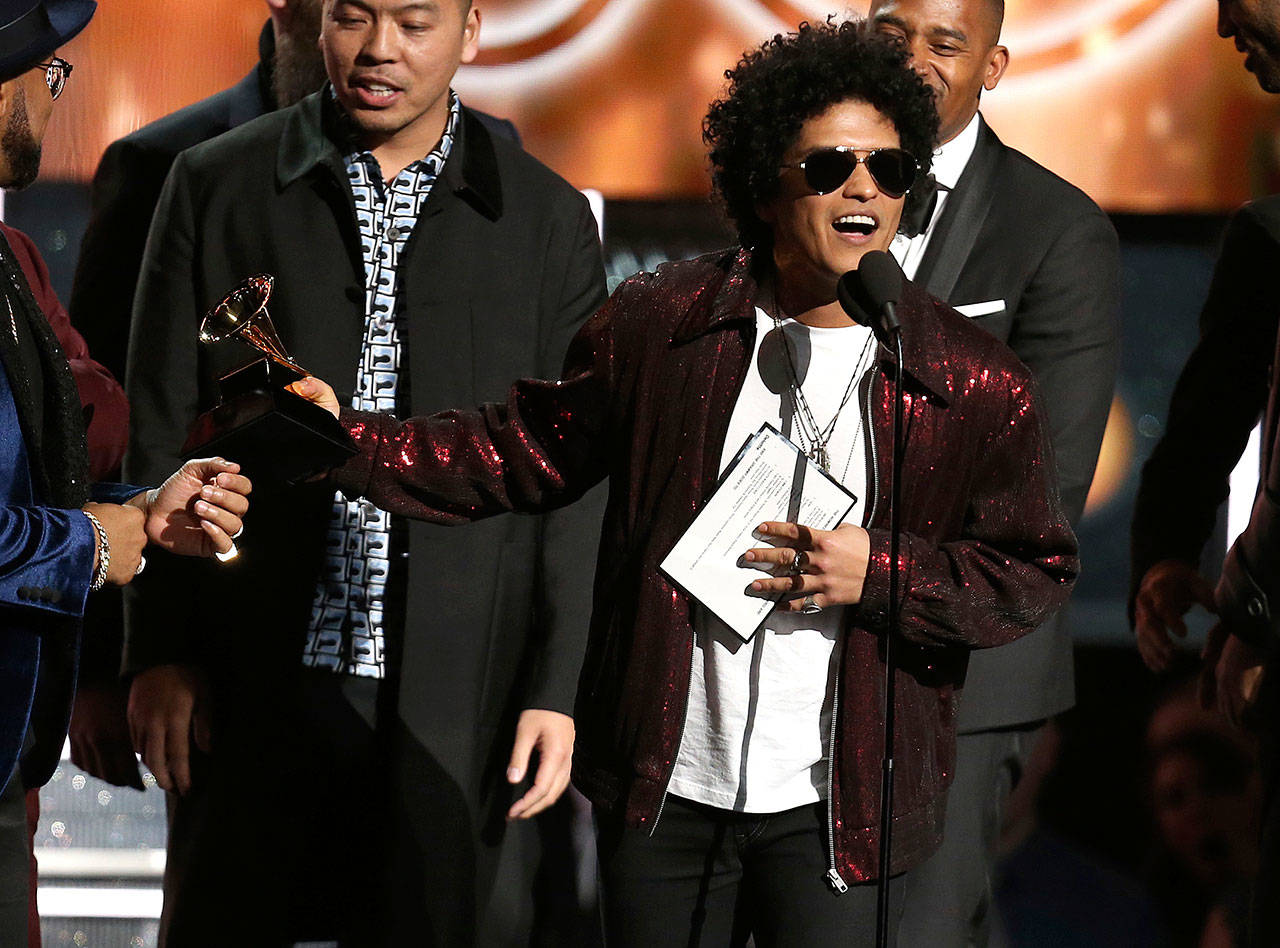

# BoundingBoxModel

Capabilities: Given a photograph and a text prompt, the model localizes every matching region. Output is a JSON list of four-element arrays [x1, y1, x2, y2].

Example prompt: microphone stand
[[874, 327, 904, 948]]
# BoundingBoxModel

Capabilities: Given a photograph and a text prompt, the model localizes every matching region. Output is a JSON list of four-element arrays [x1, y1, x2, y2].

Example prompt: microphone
[[837, 250, 904, 347], [838, 249, 907, 948]]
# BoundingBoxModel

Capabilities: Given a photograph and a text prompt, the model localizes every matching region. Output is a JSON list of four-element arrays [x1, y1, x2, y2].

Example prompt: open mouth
[[350, 77, 403, 105], [832, 214, 878, 237]]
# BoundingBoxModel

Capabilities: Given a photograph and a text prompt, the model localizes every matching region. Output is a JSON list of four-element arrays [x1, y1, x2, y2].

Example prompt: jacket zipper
[[862, 367, 881, 527], [649, 631, 698, 838], [824, 666, 848, 893], [824, 365, 882, 893]]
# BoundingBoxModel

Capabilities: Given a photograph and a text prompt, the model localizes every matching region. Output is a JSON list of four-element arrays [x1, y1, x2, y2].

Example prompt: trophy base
[[181, 380, 356, 485]]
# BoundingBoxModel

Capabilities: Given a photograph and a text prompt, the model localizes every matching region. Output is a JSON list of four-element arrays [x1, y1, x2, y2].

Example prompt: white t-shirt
[[666, 307, 875, 813]]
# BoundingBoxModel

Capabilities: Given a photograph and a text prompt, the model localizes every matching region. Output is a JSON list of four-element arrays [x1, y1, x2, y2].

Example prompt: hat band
[[0, 4, 51, 67]]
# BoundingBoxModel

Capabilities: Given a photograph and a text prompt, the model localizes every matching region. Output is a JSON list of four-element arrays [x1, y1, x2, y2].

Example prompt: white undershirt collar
[[929, 111, 981, 190]]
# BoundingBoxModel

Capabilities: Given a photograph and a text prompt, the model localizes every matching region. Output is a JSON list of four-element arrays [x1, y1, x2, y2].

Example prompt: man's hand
[[742, 521, 870, 612], [70, 682, 145, 790], [82, 501, 146, 585], [127, 664, 212, 795], [131, 458, 252, 558], [1134, 559, 1216, 672], [287, 376, 340, 419], [506, 709, 574, 820]]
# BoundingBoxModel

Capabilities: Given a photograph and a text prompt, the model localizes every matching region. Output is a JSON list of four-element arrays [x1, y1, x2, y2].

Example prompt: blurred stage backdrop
[[35, 0, 1280, 206], [26, 0, 1267, 646]]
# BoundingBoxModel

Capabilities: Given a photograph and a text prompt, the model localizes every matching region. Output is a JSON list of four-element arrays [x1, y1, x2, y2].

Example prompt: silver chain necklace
[[770, 299, 876, 475]]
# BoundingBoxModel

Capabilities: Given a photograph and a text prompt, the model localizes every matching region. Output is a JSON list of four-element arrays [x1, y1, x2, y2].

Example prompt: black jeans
[[597, 796, 904, 947]]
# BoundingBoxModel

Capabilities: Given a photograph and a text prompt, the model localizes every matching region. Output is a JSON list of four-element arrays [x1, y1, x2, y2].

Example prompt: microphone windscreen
[[836, 270, 872, 325], [838, 252, 905, 347], [857, 250, 904, 308]]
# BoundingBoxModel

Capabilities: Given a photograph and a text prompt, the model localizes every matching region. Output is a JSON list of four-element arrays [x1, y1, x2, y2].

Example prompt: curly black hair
[[704, 20, 939, 253]]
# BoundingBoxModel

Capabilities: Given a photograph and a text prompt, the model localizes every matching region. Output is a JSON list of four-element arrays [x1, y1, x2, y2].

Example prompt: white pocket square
[[954, 299, 1006, 318]]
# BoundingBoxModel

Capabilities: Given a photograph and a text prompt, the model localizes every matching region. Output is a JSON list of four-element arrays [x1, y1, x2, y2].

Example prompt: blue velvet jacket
[[0, 358, 139, 793]]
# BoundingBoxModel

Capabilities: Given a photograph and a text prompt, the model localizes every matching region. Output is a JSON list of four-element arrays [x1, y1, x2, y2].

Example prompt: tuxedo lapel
[[913, 117, 1003, 301]]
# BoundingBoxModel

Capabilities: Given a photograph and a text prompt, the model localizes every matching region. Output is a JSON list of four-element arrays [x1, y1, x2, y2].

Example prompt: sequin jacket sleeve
[[332, 284, 622, 521], [856, 306, 1079, 650]]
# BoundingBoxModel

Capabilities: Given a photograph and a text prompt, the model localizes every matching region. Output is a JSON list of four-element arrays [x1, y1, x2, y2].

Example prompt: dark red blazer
[[332, 246, 1078, 881]]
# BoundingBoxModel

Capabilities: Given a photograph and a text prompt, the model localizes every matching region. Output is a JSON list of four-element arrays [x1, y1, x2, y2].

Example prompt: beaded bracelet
[[81, 509, 111, 592]]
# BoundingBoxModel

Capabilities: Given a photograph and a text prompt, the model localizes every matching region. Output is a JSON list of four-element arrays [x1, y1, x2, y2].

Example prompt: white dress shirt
[[890, 112, 982, 280]]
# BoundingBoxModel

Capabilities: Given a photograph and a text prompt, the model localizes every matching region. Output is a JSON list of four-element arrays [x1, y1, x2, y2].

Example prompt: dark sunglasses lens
[[802, 150, 857, 194], [865, 150, 916, 197]]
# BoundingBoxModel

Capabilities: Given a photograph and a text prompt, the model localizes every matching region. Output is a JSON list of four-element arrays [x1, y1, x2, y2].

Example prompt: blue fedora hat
[[0, 0, 94, 82]]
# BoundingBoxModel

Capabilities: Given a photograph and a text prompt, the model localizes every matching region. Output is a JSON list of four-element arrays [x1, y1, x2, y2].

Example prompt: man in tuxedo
[[123, 0, 604, 943], [868, 0, 1120, 942], [1131, 0, 1280, 942]]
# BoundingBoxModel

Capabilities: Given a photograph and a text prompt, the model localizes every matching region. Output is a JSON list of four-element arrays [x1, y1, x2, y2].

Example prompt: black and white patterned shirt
[[301, 93, 462, 678]]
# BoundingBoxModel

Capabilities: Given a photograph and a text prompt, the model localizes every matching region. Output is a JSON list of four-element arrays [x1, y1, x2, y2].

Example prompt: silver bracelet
[[82, 510, 111, 592]]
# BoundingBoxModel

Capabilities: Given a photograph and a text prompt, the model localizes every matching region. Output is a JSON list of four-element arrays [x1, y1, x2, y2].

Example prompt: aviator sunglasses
[[783, 146, 918, 198]]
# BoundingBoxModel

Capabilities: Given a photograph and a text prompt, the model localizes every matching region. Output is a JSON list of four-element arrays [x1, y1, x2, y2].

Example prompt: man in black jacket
[[869, 0, 1120, 942], [122, 0, 604, 944], [1131, 0, 1280, 942], [1130, 201, 1280, 673], [68, 0, 518, 795]]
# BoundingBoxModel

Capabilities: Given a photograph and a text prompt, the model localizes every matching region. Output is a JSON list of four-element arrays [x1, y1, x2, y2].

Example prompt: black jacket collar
[[275, 88, 504, 221]]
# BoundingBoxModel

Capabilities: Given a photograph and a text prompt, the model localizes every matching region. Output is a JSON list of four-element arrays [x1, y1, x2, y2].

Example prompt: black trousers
[[159, 670, 541, 947], [898, 725, 1041, 947], [597, 796, 904, 947], [0, 764, 27, 941]]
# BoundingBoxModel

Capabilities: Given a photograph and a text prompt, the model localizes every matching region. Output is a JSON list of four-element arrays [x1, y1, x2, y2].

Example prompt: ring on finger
[[800, 594, 821, 615], [791, 550, 804, 575]]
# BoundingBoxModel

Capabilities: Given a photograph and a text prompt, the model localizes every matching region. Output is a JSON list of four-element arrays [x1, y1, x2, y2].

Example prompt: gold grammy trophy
[[181, 274, 356, 483]]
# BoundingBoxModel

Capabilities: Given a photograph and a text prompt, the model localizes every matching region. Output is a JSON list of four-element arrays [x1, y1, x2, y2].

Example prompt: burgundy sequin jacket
[[330, 247, 1078, 882]]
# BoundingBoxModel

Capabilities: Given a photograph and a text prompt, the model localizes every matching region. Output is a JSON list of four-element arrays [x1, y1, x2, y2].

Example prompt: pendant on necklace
[[811, 444, 830, 473]]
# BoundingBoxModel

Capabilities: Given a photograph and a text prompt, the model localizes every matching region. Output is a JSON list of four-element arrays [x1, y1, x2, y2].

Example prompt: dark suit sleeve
[[120, 154, 207, 673], [525, 197, 607, 715], [1006, 205, 1120, 526], [69, 139, 174, 385], [1130, 202, 1280, 603]]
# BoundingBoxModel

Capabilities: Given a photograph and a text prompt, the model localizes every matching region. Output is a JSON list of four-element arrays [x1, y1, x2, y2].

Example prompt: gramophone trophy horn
[[181, 274, 356, 484], [197, 274, 306, 377]]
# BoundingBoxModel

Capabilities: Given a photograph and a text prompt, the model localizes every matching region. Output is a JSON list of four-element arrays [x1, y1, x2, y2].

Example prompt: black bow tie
[[899, 173, 945, 239]]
